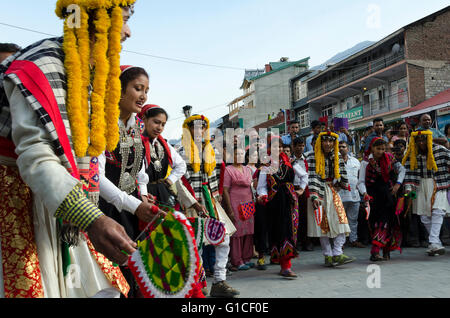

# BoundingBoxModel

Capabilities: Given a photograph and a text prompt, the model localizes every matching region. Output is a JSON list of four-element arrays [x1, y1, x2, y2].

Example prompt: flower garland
[[56, 0, 136, 157], [104, 6, 123, 152], [314, 132, 341, 180], [75, 7, 90, 146], [182, 115, 216, 176], [88, 8, 110, 156], [402, 130, 437, 171], [62, 19, 87, 157]]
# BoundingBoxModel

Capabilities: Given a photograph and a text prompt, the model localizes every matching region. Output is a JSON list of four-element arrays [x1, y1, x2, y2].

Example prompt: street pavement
[[206, 245, 450, 298]]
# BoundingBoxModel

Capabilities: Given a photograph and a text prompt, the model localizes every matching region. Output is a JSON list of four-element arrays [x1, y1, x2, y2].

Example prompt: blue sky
[[1, 0, 449, 140]]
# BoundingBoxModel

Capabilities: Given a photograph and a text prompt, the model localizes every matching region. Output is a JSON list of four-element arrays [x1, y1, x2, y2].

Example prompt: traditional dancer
[[306, 132, 355, 267], [358, 138, 404, 261], [0, 0, 137, 298], [402, 130, 450, 256], [181, 114, 239, 298], [138, 103, 187, 207], [256, 136, 308, 279], [98, 67, 164, 297]]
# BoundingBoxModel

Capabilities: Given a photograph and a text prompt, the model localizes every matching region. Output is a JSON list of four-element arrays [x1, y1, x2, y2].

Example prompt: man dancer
[[402, 130, 449, 256], [181, 114, 239, 298], [306, 132, 355, 267], [0, 0, 143, 298]]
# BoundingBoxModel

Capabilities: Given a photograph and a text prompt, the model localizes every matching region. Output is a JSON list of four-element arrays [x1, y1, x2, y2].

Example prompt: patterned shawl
[[0, 37, 99, 204], [306, 151, 349, 201], [403, 144, 449, 191]]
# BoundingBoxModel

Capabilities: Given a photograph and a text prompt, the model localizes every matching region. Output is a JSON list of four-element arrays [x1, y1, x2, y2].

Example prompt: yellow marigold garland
[[402, 131, 437, 171], [104, 6, 123, 152], [182, 115, 216, 176], [314, 132, 341, 180], [88, 8, 110, 156], [56, 0, 136, 157], [75, 7, 90, 142], [62, 20, 88, 157]]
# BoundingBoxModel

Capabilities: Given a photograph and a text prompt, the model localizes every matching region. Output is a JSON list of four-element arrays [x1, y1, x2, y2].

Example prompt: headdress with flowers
[[402, 130, 437, 171], [182, 115, 216, 176], [314, 131, 341, 180], [55, 0, 136, 157]]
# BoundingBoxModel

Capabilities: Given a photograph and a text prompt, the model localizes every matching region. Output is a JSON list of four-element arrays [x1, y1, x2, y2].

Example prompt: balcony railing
[[367, 89, 409, 116], [308, 48, 405, 100]]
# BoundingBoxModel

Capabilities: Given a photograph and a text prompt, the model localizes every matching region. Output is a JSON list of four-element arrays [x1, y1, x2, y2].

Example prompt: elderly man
[[417, 114, 447, 146]]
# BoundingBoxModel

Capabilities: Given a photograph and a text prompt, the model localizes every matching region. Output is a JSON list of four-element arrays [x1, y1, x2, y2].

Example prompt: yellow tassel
[[402, 131, 437, 172]]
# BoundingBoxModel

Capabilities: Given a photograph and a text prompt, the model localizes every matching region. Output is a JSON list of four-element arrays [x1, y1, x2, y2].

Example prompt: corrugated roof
[[248, 57, 310, 81], [402, 88, 450, 117]]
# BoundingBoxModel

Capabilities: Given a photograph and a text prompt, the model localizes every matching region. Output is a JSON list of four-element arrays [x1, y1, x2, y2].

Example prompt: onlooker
[[338, 126, 354, 147], [222, 147, 255, 271], [305, 120, 323, 153], [391, 122, 409, 143], [417, 114, 447, 146], [281, 121, 300, 146], [359, 123, 374, 156], [292, 137, 313, 251], [0, 43, 21, 63], [338, 141, 365, 248], [364, 118, 389, 152], [282, 144, 292, 158]]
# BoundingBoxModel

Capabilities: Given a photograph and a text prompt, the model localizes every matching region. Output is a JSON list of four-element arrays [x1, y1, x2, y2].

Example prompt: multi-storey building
[[303, 6, 449, 148]]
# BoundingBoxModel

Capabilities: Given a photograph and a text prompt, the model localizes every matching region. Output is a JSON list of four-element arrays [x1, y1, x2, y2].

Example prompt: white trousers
[[320, 233, 346, 257], [421, 209, 445, 245], [213, 235, 230, 283]]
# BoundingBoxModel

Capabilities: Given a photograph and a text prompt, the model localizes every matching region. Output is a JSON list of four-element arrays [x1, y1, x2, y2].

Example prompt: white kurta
[[3, 81, 117, 298], [307, 183, 351, 238], [412, 178, 449, 217]]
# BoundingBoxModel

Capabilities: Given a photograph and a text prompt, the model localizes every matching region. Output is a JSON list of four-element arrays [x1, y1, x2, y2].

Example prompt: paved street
[[206, 245, 450, 298]]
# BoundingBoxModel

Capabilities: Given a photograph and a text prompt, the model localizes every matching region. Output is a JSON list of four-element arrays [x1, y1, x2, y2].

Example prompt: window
[[293, 80, 301, 101], [321, 104, 334, 118], [297, 108, 310, 129]]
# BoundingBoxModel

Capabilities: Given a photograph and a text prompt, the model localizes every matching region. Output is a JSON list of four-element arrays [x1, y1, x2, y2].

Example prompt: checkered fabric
[[404, 144, 450, 191], [306, 151, 349, 201]]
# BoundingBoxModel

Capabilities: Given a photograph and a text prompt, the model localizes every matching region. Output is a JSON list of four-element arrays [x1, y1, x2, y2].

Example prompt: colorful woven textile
[[238, 201, 256, 221], [187, 217, 205, 250], [128, 211, 200, 298], [204, 217, 226, 246]]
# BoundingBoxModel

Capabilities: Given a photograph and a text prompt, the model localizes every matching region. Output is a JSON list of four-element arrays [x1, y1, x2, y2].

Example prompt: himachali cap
[[137, 104, 162, 119]]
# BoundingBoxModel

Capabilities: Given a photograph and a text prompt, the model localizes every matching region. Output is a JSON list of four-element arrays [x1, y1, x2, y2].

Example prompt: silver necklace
[[149, 139, 165, 172], [117, 119, 144, 194]]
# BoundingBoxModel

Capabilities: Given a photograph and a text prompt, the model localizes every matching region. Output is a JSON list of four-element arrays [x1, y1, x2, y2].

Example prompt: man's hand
[[135, 202, 165, 223], [312, 198, 320, 210], [164, 179, 173, 188], [392, 183, 401, 196], [87, 215, 137, 266], [192, 202, 209, 217]]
